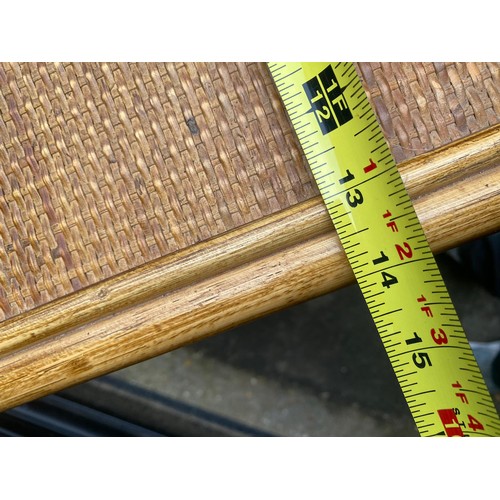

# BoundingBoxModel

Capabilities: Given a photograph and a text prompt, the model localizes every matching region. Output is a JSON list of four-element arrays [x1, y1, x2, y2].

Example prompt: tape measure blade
[[269, 62, 500, 436]]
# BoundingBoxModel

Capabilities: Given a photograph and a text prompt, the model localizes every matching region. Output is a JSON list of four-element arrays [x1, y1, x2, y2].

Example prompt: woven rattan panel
[[0, 62, 499, 321], [358, 63, 500, 162]]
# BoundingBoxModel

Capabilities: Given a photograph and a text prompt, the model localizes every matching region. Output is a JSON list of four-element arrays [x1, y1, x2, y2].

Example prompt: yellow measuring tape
[[269, 62, 500, 436]]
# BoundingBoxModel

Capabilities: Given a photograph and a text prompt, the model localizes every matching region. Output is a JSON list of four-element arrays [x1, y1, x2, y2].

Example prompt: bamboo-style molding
[[0, 124, 499, 411]]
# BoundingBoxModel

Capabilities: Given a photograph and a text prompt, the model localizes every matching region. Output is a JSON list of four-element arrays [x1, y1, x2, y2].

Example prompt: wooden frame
[[0, 124, 499, 412]]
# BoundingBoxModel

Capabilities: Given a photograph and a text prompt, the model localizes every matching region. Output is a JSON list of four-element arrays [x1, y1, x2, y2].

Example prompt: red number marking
[[430, 327, 448, 345], [363, 159, 377, 174], [395, 242, 413, 260], [467, 414, 484, 432]]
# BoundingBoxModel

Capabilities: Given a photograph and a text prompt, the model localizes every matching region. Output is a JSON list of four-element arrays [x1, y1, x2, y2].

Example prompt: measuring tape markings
[[269, 62, 500, 436]]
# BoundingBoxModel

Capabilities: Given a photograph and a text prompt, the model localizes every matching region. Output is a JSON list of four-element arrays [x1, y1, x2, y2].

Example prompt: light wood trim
[[0, 198, 331, 354], [0, 124, 499, 411]]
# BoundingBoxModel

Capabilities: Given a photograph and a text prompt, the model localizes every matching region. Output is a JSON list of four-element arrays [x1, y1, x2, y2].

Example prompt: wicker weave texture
[[358, 62, 500, 162], [0, 62, 499, 320]]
